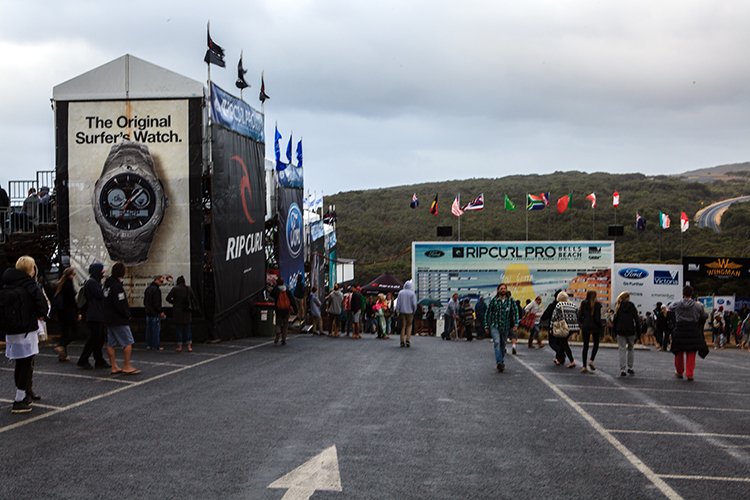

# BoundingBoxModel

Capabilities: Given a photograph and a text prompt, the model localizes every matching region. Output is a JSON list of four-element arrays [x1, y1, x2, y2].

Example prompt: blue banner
[[310, 220, 325, 241], [211, 83, 264, 142], [278, 187, 305, 292]]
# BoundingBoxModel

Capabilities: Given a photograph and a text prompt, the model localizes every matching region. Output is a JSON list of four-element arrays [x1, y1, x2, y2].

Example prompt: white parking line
[[657, 474, 750, 483], [0, 339, 277, 435], [513, 356, 684, 500], [557, 384, 750, 398], [0, 367, 135, 384], [608, 429, 750, 439], [579, 402, 750, 413]]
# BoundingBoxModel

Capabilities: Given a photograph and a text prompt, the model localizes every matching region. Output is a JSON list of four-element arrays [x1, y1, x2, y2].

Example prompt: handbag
[[520, 312, 536, 330], [552, 319, 569, 338]]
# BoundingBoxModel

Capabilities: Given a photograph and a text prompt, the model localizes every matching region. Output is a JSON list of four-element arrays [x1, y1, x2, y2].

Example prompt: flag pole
[[592, 203, 595, 239], [680, 209, 684, 260], [547, 194, 551, 240], [525, 193, 529, 241], [457, 193, 461, 242], [206, 23, 213, 176]]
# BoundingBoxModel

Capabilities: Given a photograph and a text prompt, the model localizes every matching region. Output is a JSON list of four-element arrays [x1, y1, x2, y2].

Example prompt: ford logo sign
[[425, 250, 445, 258], [618, 268, 649, 279]]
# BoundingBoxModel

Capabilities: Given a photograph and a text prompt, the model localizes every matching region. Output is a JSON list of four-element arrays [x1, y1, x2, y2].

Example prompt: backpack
[[0, 285, 33, 338], [276, 290, 291, 311]]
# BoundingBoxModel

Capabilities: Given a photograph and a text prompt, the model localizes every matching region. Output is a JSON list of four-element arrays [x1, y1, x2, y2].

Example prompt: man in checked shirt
[[484, 283, 519, 373]]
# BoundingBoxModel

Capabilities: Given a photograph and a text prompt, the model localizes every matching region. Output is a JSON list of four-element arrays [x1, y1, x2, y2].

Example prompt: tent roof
[[52, 54, 204, 101], [361, 272, 404, 294]]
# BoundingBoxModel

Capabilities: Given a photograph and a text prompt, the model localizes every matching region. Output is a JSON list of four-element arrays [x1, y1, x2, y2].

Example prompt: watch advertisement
[[67, 99, 191, 305], [278, 187, 304, 292]]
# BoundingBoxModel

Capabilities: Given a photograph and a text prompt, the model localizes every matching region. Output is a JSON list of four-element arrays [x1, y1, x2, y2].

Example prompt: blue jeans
[[490, 327, 507, 365], [175, 324, 192, 344], [145, 316, 161, 349]]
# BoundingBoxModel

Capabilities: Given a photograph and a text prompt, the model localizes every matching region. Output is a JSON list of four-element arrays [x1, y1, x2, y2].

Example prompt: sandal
[[566, 362, 576, 369]]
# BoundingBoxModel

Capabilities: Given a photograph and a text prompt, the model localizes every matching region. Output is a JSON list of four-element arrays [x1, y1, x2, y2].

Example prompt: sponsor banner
[[412, 241, 614, 308], [311, 237, 325, 300], [277, 165, 303, 188], [67, 99, 191, 305], [310, 220, 325, 241], [697, 295, 736, 313], [278, 187, 304, 291], [613, 263, 683, 315], [683, 256, 750, 281], [326, 231, 337, 250], [211, 124, 266, 317], [210, 83, 264, 143]]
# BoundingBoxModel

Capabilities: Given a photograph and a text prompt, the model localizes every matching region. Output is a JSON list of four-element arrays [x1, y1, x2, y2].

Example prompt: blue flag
[[286, 133, 293, 164], [274, 125, 282, 162], [296, 139, 303, 168]]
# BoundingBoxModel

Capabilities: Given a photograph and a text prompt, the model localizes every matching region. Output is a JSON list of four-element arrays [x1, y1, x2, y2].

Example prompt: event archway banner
[[412, 241, 614, 307]]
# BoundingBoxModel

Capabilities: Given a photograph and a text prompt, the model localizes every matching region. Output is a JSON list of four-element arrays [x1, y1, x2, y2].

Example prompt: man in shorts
[[103, 262, 140, 375]]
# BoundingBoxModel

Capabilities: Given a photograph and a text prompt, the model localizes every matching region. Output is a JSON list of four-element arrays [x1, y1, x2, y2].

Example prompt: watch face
[[98, 173, 158, 230]]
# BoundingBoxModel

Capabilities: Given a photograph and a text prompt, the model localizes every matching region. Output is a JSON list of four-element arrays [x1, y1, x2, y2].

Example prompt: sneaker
[[11, 400, 32, 414], [281, 340, 286, 345], [686, 377, 694, 381], [620, 371, 627, 377], [400, 342, 405, 348], [627, 369, 635, 376], [497, 363, 505, 373], [580, 367, 589, 374], [512, 347, 517, 355]]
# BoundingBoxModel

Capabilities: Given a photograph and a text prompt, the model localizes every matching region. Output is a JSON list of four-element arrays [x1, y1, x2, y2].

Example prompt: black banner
[[211, 124, 266, 317], [683, 256, 750, 296], [278, 187, 304, 291]]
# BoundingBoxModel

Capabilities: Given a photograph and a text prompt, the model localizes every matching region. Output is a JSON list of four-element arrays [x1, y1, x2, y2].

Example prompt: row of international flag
[[204, 23, 270, 102], [411, 192, 691, 232]]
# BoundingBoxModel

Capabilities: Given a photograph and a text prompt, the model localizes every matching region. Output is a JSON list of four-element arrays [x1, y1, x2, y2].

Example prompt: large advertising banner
[[67, 99, 191, 304], [211, 124, 266, 317], [412, 241, 614, 308], [278, 187, 304, 291], [612, 264, 683, 315]]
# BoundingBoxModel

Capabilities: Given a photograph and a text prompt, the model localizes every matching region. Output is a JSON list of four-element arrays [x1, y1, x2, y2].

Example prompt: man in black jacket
[[143, 275, 167, 351], [103, 262, 140, 375], [76, 262, 110, 369]]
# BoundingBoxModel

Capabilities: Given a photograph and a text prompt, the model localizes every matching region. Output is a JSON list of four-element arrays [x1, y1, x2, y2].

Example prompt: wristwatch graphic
[[93, 141, 167, 265]]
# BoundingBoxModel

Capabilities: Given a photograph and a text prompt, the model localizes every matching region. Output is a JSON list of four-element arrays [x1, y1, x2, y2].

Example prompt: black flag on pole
[[204, 24, 225, 67], [259, 72, 270, 103], [236, 53, 249, 89]]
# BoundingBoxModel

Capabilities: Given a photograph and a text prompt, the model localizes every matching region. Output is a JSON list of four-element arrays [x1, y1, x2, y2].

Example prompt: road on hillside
[[695, 195, 750, 232], [2, 334, 749, 499]]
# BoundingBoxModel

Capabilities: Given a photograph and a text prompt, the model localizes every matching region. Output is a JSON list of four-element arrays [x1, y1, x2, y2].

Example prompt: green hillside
[[327, 171, 750, 285]]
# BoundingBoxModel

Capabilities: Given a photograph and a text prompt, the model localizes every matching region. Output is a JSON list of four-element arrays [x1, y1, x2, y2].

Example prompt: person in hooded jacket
[[103, 262, 140, 375], [2, 256, 49, 414], [76, 262, 110, 369], [578, 290, 602, 373], [166, 276, 197, 352], [669, 285, 709, 381], [396, 280, 417, 347], [613, 291, 640, 377], [52, 267, 77, 362]]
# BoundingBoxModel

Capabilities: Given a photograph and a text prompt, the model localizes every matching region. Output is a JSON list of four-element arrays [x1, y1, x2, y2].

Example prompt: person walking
[[2, 256, 49, 414], [524, 296, 544, 348], [459, 298, 475, 342], [474, 296, 487, 339], [578, 290, 602, 373], [77, 262, 110, 370], [551, 291, 579, 368], [166, 276, 197, 352], [669, 285, 709, 381], [326, 284, 344, 337], [143, 275, 166, 351], [541, 290, 563, 365], [395, 280, 418, 347], [484, 284, 519, 373], [309, 287, 323, 335], [52, 267, 78, 362], [425, 305, 435, 336], [443, 293, 460, 341], [272, 277, 297, 345], [613, 291, 640, 377], [103, 262, 140, 375], [351, 285, 364, 339]]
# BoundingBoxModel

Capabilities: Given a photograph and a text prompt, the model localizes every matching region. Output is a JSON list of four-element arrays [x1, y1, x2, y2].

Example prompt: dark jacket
[[578, 300, 602, 333], [1, 268, 49, 334], [669, 298, 709, 356], [166, 284, 194, 325], [143, 282, 163, 317], [351, 290, 362, 313], [84, 263, 105, 323], [53, 279, 77, 324], [540, 300, 558, 330], [613, 301, 640, 336], [103, 276, 131, 326]]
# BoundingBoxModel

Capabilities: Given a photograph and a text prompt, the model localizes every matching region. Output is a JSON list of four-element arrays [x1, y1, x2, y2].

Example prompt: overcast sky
[[1, 0, 749, 197]]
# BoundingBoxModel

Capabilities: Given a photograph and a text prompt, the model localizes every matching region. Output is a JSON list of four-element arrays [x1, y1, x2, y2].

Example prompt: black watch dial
[[98, 173, 158, 230]]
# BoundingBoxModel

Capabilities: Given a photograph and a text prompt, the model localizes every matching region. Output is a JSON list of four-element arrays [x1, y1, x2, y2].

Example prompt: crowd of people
[[1, 255, 199, 414]]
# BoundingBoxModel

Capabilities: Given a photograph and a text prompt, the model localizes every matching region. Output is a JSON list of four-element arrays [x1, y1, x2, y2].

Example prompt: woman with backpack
[[52, 267, 78, 362], [2, 255, 50, 414], [578, 290, 602, 373], [550, 291, 579, 368], [272, 277, 297, 345], [613, 291, 640, 377]]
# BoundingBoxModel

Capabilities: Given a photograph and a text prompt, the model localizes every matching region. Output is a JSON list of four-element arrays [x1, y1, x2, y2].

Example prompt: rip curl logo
[[231, 155, 255, 225], [286, 203, 303, 258]]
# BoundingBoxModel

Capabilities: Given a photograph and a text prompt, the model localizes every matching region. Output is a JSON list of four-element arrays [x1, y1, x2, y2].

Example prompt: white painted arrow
[[268, 445, 342, 500]]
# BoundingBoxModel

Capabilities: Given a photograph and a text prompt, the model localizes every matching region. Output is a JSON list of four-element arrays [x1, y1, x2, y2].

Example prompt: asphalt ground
[[1, 333, 749, 499]]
